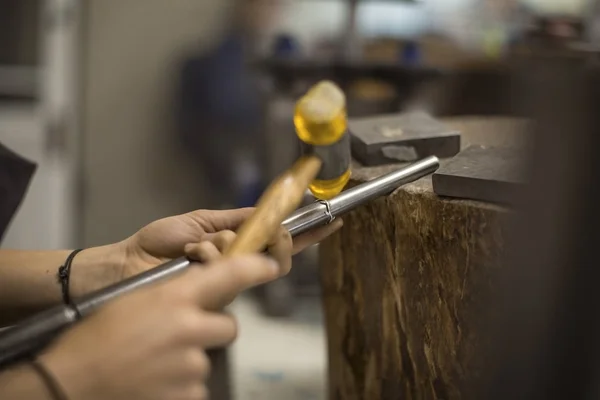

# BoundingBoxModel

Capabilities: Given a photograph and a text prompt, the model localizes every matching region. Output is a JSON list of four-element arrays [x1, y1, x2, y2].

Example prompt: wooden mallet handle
[[225, 155, 322, 256]]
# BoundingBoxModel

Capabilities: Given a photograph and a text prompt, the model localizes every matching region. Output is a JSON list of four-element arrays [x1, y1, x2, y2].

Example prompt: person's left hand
[[76, 208, 342, 296]]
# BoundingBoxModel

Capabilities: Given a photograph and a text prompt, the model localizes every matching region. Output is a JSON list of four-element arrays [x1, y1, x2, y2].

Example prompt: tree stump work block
[[319, 117, 531, 400]]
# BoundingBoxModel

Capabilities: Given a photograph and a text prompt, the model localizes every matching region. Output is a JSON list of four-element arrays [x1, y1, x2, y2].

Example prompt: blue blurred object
[[180, 34, 262, 126], [236, 180, 264, 208], [178, 31, 267, 207], [401, 40, 421, 66], [272, 33, 301, 58]]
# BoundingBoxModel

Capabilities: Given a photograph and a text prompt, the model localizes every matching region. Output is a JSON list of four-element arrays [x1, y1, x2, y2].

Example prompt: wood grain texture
[[319, 117, 528, 400]]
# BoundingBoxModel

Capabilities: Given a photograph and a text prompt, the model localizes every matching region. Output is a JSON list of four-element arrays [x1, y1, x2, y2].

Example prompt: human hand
[[41, 254, 280, 400], [77, 208, 342, 294], [71, 208, 342, 298]]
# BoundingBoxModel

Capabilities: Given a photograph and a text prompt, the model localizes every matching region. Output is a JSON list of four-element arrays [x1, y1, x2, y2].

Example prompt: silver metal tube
[[283, 156, 439, 236], [282, 202, 330, 237], [76, 257, 192, 315], [0, 157, 439, 369], [329, 155, 440, 215]]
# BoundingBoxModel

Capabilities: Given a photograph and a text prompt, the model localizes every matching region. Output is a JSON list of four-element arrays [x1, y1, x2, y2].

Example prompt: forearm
[[0, 364, 54, 400], [0, 244, 126, 324]]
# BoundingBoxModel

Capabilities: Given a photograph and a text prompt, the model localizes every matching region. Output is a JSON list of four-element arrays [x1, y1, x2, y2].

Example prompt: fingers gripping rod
[[0, 156, 439, 369]]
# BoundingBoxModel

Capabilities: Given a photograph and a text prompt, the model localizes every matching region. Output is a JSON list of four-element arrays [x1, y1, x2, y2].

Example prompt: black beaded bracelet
[[57, 249, 84, 308], [30, 358, 69, 400]]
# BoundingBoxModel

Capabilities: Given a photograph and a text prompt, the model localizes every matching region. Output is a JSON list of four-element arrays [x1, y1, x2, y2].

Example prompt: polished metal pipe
[[329, 156, 439, 215], [282, 156, 439, 236], [0, 156, 439, 369]]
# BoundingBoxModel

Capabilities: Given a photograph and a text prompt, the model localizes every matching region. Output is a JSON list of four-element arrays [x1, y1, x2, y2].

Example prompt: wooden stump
[[319, 117, 530, 400]]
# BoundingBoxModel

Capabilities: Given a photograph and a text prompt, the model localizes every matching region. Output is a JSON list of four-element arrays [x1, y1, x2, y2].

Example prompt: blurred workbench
[[319, 116, 531, 400]]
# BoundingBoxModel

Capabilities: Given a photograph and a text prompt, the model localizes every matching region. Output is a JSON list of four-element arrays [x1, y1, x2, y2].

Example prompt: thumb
[[180, 254, 280, 310]]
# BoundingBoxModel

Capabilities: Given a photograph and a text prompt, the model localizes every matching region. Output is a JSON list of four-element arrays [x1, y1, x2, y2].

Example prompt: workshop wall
[[270, 0, 475, 52], [523, 0, 586, 15], [80, 0, 231, 246], [270, 0, 586, 56]]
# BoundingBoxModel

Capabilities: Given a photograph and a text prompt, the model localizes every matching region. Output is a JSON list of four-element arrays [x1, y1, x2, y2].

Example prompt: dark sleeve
[[0, 142, 36, 242], [177, 41, 262, 136]]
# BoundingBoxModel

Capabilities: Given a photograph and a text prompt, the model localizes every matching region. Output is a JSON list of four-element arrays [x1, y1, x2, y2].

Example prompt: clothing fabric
[[178, 32, 266, 208], [0, 142, 36, 242]]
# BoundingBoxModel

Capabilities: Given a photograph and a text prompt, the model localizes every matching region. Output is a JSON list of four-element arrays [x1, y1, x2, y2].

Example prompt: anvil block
[[432, 145, 527, 204], [348, 111, 461, 166]]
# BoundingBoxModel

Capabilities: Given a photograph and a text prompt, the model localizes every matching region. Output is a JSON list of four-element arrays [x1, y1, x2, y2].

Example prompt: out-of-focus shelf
[[299, 0, 422, 3], [0, 65, 40, 100], [258, 57, 446, 116], [258, 57, 443, 80], [257, 57, 444, 96]]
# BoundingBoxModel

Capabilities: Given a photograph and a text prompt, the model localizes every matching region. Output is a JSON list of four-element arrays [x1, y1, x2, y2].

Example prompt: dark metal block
[[349, 111, 461, 166], [432, 145, 527, 204]]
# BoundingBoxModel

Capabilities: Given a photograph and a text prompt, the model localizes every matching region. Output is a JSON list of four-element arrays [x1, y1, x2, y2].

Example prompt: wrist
[[40, 351, 98, 400], [68, 242, 128, 299], [0, 363, 58, 400]]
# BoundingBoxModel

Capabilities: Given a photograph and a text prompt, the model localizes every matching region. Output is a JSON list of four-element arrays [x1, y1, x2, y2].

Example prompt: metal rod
[[0, 156, 439, 369], [329, 156, 440, 215]]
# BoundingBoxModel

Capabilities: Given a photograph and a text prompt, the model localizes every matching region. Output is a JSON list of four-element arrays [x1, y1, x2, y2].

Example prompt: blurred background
[[0, 0, 593, 399]]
